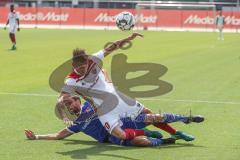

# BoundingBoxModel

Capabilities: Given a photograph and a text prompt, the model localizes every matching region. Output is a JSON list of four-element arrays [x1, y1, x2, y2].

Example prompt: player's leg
[[151, 123, 195, 141], [98, 96, 149, 140], [110, 125, 144, 140], [143, 108, 177, 135], [136, 111, 195, 141], [9, 25, 17, 50], [218, 25, 224, 40], [220, 27, 224, 40], [98, 110, 146, 140], [111, 124, 162, 140], [110, 135, 175, 147], [99, 111, 162, 140], [143, 112, 204, 124], [140, 111, 203, 141]]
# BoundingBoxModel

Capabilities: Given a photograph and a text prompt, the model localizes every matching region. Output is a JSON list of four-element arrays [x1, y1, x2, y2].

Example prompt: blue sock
[[147, 137, 163, 146], [162, 113, 188, 123]]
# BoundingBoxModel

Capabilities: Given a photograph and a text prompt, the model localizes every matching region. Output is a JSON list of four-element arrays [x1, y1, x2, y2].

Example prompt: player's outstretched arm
[[24, 129, 73, 140], [4, 20, 9, 30], [103, 32, 143, 57], [17, 18, 20, 31]]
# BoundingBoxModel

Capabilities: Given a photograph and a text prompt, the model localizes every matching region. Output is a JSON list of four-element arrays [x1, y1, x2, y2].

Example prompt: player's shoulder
[[9, 11, 16, 15], [91, 50, 105, 66], [67, 71, 80, 79], [81, 101, 93, 112], [92, 50, 105, 60], [64, 71, 79, 85]]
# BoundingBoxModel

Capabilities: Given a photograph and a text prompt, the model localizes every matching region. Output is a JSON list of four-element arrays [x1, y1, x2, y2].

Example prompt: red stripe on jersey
[[66, 59, 95, 80], [67, 71, 81, 79]]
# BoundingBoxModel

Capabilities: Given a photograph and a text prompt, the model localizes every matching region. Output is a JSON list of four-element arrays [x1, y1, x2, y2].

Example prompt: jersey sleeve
[[66, 123, 83, 133], [61, 78, 76, 95], [92, 50, 105, 60], [91, 50, 105, 65], [16, 12, 19, 19]]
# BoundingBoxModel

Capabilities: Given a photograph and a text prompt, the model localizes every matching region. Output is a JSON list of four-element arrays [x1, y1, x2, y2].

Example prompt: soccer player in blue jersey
[[25, 96, 202, 146], [25, 98, 174, 147]]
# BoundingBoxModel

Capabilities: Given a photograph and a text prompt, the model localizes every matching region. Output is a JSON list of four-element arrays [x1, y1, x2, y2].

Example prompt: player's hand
[[63, 117, 73, 126], [17, 27, 20, 31], [130, 32, 144, 39], [24, 129, 36, 140]]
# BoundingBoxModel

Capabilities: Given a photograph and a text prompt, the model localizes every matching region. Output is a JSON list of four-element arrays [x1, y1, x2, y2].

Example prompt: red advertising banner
[[0, 7, 239, 29]]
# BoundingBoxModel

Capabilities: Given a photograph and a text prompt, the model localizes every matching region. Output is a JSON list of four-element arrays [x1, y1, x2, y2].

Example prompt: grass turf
[[0, 29, 240, 160]]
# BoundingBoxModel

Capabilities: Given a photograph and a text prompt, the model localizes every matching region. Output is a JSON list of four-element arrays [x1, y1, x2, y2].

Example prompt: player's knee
[[111, 127, 127, 140], [114, 131, 126, 140], [155, 114, 164, 122], [118, 132, 127, 140]]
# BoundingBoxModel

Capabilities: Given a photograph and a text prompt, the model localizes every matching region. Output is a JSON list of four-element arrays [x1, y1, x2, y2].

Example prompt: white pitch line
[[0, 92, 57, 97], [0, 92, 239, 105], [139, 98, 240, 105]]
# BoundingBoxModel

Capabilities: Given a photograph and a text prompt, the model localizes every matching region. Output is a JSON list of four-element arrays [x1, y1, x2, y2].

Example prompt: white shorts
[[9, 25, 17, 33], [217, 24, 223, 30], [98, 97, 144, 134]]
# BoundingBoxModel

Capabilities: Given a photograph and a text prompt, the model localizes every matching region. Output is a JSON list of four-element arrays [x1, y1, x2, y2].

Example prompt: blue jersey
[[67, 102, 110, 143], [67, 101, 147, 145]]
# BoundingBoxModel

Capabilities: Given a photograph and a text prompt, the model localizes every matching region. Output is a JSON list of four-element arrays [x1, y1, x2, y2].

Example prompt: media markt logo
[[94, 13, 157, 23], [18, 12, 69, 22], [184, 15, 240, 26]]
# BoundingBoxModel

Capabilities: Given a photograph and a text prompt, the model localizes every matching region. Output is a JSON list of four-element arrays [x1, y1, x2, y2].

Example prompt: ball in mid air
[[116, 11, 135, 31]]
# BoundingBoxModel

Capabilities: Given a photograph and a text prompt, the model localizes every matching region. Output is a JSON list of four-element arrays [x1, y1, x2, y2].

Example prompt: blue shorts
[[109, 112, 148, 146]]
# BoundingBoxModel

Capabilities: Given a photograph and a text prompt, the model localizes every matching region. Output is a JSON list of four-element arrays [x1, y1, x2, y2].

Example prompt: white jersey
[[8, 11, 19, 27], [216, 15, 225, 26], [62, 50, 144, 133], [63, 50, 114, 107]]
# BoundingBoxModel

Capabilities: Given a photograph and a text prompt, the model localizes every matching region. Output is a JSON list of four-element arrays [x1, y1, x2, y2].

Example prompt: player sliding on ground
[[58, 69, 201, 141], [26, 96, 194, 146], [25, 97, 176, 147], [56, 32, 204, 141]]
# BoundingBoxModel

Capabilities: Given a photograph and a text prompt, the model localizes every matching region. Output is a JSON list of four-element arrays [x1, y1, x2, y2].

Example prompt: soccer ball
[[116, 12, 135, 31]]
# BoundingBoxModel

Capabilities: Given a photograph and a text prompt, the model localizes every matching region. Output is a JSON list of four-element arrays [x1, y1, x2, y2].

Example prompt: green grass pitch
[[0, 29, 240, 160]]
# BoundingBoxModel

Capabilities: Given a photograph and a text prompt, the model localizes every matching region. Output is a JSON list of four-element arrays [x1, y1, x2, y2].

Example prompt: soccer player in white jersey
[[215, 11, 225, 40], [56, 32, 204, 141], [4, 4, 20, 50]]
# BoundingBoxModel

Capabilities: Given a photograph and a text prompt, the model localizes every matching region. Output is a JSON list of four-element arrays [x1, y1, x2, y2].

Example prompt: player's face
[[72, 60, 89, 75], [10, 6, 14, 12], [69, 99, 81, 114]]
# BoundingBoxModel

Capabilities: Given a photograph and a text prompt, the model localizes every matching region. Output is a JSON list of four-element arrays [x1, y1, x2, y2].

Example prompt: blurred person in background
[[4, 4, 20, 50], [215, 10, 225, 40]]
